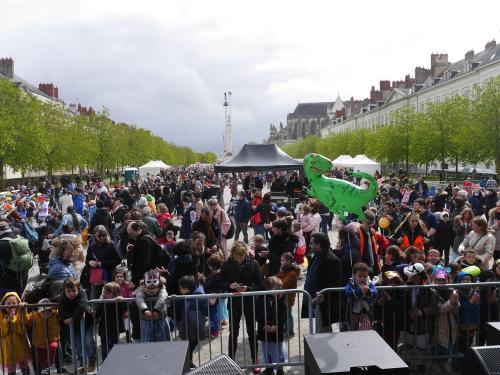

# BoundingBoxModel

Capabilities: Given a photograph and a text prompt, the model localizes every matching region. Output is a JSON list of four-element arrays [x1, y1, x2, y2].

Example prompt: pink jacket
[[299, 213, 316, 233]]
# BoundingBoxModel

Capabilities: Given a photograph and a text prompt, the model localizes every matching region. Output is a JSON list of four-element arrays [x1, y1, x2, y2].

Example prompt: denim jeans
[[140, 318, 171, 342], [285, 306, 294, 335], [234, 222, 249, 243], [69, 322, 96, 364], [320, 215, 329, 234], [209, 303, 220, 334], [218, 297, 229, 321]]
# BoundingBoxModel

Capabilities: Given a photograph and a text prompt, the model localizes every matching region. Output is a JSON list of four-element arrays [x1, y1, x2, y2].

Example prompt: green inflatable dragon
[[303, 153, 378, 220]]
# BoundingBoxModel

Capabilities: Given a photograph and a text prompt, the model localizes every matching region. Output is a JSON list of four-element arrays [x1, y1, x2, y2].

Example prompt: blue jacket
[[48, 257, 77, 280], [456, 272, 480, 327], [344, 278, 378, 314], [73, 194, 85, 216], [234, 198, 251, 223], [174, 286, 208, 342]]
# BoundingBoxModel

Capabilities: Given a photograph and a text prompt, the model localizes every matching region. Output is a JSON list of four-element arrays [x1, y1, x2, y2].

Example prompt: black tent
[[214, 144, 303, 173]]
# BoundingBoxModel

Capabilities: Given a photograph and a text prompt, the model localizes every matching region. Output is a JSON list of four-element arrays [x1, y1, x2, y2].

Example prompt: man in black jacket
[[89, 200, 113, 235], [302, 232, 343, 333]]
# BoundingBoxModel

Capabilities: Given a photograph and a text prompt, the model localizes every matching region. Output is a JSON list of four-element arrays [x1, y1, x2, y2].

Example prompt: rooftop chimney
[[430, 53, 449, 77], [415, 66, 431, 84], [465, 50, 475, 60], [38, 83, 59, 99], [0, 58, 14, 79], [485, 40, 497, 50]]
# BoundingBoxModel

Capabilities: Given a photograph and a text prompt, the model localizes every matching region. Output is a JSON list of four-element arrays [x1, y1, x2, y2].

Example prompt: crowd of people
[[0, 166, 499, 374]]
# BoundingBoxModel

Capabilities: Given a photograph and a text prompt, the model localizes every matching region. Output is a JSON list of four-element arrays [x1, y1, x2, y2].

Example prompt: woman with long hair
[[451, 207, 474, 261], [208, 198, 231, 257], [53, 206, 88, 237], [192, 207, 221, 249], [459, 216, 495, 269]]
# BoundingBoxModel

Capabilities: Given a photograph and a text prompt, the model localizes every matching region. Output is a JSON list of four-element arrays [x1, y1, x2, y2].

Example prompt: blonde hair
[[230, 241, 248, 257], [51, 237, 78, 258], [157, 203, 169, 214]]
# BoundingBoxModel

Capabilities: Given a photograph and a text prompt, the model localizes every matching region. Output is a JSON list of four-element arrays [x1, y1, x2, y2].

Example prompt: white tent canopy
[[332, 155, 355, 167], [138, 160, 171, 177], [332, 154, 380, 175]]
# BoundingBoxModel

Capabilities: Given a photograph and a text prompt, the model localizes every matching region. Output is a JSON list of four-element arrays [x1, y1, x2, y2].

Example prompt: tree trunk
[[0, 159, 4, 190]]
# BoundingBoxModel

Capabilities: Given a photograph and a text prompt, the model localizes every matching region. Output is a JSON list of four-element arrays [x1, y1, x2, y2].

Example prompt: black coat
[[166, 240, 203, 295], [191, 219, 221, 249], [301, 249, 344, 327], [220, 256, 265, 293], [256, 294, 286, 342], [254, 201, 273, 224], [86, 239, 122, 282], [95, 301, 126, 337], [126, 233, 160, 286], [89, 208, 113, 234], [267, 233, 296, 276], [58, 287, 93, 326]]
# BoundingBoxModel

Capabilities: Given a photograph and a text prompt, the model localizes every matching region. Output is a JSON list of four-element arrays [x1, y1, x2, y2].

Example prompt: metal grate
[[187, 354, 245, 375], [475, 347, 500, 374]]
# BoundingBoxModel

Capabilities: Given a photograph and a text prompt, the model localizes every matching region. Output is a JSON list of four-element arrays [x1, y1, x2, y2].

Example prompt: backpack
[[23, 221, 39, 244], [2, 236, 34, 272], [225, 218, 235, 240]]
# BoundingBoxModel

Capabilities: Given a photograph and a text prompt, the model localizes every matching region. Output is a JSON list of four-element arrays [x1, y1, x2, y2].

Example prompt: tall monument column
[[223, 91, 233, 157]]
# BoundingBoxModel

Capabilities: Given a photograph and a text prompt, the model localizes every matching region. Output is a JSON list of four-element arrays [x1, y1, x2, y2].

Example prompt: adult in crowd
[[234, 190, 252, 244], [221, 241, 264, 370], [302, 232, 343, 333], [192, 207, 221, 249], [415, 177, 429, 198], [459, 216, 495, 269], [0, 219, 28, 299], [469, 188, 486, 217], [141, 206, 162, 238], [72, 188, 86, 216], [356, 211, 381, 274], [89, 200, 113, 235], [166, 232, 206, 295], [250, 191, 264, 237], [112, 197, 128, 224], [208, 198, 232, 257], [59, 189, 73, 214], [50, 225, 85, 278], [266, 219, 296, 277], [179, 196, 197, 240], [125, 221, 162, 287], [85, 225, 122, 299], [451, 208, 474, 261], [253, 192, 273, 240], [413, 198, 437, 239], [53, 206, 88, 237], [47, 237, 78, 280]]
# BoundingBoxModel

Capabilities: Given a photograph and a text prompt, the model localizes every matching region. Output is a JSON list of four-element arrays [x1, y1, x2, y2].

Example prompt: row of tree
[[283, 76, 500, 176], [0, 79, 217, 188]]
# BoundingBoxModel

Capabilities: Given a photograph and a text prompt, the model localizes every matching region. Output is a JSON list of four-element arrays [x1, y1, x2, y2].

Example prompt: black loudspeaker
[[304, 331, 409, 375], [462, 346, 500, 375], [486, 322, 500, 345], [97, 341, 191, 375], [187, 354, 245, 375]]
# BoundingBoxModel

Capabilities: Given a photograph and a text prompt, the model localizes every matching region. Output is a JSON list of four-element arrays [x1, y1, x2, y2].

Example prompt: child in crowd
[[455, 267, 481, 368], [459, 249, 482, 269], [202, 254, 224, 338], [447, 262, 461, 283], [175, 275, 208, 368], [256, 276, 287, 375], [277, 252, 300, 337], [251, 234, 268, 267], [291, 221, 306, 267], [404, 246, 426, 265], [113, 269, 134, 342], [345, 262, 378, 331], [375, 271, 404, 349], [381, 245, 403, 273], [402, 263, 437, 372], [28, 299, 59, 375], [431, 267, 458, 373], [427, 249, 444, 266], [135, 270, 170, 342], [96, 282, 126, 360], [58, 278, 96, 372], [163, 230, 177, 254], [0, 292, 31, 375]]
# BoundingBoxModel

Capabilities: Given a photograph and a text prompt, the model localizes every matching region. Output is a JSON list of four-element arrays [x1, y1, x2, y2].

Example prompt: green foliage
[[0, 81, 215, 187], [282, 77, 500, 173]]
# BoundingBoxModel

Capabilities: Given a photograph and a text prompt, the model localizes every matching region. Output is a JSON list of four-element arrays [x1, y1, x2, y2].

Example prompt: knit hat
[[404, 263, 425, 278], [145, 194, 153, 202]]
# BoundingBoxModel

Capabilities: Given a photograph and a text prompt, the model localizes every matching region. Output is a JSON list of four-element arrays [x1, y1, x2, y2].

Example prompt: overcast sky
[[2, 0, 499, 153]]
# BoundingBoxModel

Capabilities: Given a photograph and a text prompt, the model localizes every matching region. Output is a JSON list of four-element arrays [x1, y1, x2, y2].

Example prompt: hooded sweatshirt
[[0, 292, 31, 365]]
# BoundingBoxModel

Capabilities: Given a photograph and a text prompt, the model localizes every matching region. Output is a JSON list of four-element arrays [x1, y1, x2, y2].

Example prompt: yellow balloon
[[378, 216, 390, 229]]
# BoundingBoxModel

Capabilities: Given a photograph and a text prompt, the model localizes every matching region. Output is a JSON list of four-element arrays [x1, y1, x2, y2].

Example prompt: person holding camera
[[221, 241, 264, 373]]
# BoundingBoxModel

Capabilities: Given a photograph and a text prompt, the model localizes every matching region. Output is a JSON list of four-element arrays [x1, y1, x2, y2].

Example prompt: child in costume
[[135, 270, 170, 342], [0, 292, 30, 375]]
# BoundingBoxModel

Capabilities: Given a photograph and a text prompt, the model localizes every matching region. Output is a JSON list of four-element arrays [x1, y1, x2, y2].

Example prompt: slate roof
[[0, 72, 62, 102], [288, 102, 333, 118]]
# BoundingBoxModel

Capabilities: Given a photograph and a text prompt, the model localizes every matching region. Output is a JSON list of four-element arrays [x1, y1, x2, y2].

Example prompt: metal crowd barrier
[[318, 281, 500, 366], [0, 289, 314, 374], [2, 282, 499, 374]]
